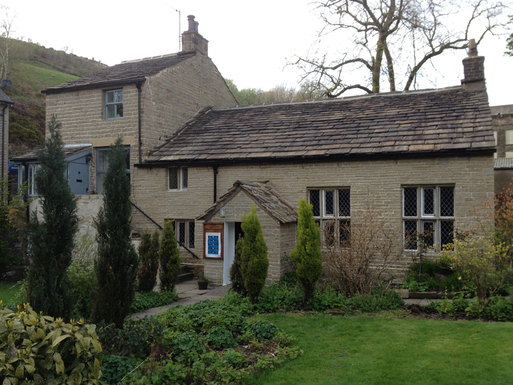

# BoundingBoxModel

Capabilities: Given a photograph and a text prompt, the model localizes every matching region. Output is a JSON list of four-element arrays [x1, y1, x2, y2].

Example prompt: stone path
[[130, 281, 230, 319]]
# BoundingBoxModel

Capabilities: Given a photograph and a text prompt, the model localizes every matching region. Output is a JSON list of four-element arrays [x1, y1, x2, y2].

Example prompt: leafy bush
[[68, 260, 97, 321], [0, 303, 102, 384], [159, 220, 180, 292], [97, 316, 165, 360], [428, 294, 513, 321], [240, 205, 269, 302], [101, 355, 141, 385], [290, 199, 322, 300], [403, 258, 465, 292], [206, 327, 237, 349], [249, 321, 280, 340], [130, 290, 177, 313]]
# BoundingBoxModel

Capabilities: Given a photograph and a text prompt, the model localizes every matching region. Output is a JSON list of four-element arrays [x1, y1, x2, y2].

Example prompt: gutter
[[42, 77, 147, 95], [136, 82, 143, 164]]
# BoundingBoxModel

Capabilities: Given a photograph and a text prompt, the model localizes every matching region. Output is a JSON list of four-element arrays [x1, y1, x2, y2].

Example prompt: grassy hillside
[[4, 38, 108, 155]]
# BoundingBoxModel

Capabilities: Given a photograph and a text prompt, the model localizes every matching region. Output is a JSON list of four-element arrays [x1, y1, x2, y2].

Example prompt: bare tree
[[0, 5, 15, 81], [293, 0, 507, 97]]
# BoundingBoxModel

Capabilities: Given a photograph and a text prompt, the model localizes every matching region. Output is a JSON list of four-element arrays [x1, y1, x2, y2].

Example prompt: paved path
[[130, 281, 230, 319]]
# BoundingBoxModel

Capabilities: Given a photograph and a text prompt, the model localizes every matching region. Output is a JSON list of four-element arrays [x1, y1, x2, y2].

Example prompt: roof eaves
[[42, 77, 147, 94]]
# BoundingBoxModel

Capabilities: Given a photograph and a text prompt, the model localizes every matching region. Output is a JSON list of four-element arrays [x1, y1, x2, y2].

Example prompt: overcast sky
[[3, 0, 513, 106]]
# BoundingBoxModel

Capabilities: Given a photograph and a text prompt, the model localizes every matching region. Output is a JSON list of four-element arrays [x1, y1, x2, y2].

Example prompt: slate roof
[[197, 180, 298, 224], [12, 145, 92, 162], [42, 52, 196, 94], [0, 88, 13, 104], [144, 86, 494, 166]]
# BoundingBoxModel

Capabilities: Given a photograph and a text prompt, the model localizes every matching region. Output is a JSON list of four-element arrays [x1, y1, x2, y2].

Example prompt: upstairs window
[[403, 186, 455, 251], [309, 188, 351, 246], [169, 167, 188, 190], [105, 89, 123, 119]]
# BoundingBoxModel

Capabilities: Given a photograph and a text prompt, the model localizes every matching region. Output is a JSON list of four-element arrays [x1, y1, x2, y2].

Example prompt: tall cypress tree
[[159, 220, 180, 292], [240, 205, 268, 303], [138, 229, 160, 292], [92, 137, 138, 328], [290, 199, 322, 300], [27, 115, 78, 319]]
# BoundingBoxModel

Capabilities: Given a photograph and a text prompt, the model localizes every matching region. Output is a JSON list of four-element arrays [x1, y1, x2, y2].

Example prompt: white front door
[[223, 222, 235, 285]]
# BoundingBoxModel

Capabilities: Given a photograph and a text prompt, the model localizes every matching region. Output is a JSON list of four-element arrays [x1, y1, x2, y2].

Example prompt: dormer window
[[105, 89, 123, 119]]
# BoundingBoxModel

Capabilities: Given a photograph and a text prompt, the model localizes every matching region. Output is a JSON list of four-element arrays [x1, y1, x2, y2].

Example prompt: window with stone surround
[[168, 219, 195, 249], [104, 89, 123, 119], [96, 147, 130, 194], [308, 188, 350, 246], [403, 186, 454, 251], [169, 167, 188, 190]]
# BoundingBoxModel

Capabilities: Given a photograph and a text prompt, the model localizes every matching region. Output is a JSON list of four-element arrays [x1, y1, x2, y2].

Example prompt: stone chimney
[[182, 15, 209, 56], [461, 39, 485, 91]]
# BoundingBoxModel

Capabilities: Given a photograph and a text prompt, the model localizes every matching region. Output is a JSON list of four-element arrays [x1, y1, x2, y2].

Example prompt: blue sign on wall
[[207, 235, 219, 255]]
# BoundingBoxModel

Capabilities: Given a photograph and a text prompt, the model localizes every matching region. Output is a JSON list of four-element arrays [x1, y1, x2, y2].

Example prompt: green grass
[[249, 312, 513, 385], [0, 282, 21, 305]]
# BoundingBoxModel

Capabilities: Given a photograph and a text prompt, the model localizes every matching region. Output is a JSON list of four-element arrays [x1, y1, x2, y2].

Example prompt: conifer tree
[[138, 229, 160, 292], [159, 220, 180, 292], [92, 138, 138, 328], [290, 199, 322, 300], [27, 115, 78, 319], [240, 205, 268, 302], [229, 235, 246, 295]]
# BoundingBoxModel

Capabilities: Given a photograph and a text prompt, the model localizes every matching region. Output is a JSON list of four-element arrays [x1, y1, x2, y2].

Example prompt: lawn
[[249, 312, 513, 385], [0, 282, 21, 305]]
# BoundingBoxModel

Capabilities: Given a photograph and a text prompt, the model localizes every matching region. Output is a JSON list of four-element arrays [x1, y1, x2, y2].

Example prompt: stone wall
[[132, 154, 495, 281]]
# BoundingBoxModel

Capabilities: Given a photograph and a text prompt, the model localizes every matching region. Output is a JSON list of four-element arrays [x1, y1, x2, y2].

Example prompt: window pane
[[105, 105, 116, 119], [422, 188, 435, 216], [189, 221, 195, 248], [116, 104, 123, 118], [114, 90, 123, 103], [310, 190, 320, 217], [169, 168, 178, 189], [421, 221, 435, 249], [106, 91, 114, 103], [324, 190, 334, 216], [178, 222, 186, 245], [97, 173, 106, 194], [440, 221, 454, 248], [403, 187, 417, 217], [124, 149, 130, 171], [323, 220, 336, 247], [182, 167, 188, 189], [339, 219, 351, 244], [404, 220, 417, 250], [338, 189, 350, 217], [440, 187, 454, 217]]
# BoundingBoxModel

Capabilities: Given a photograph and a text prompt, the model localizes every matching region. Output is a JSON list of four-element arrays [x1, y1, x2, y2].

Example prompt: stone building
[[135, 41, 495, 284], [0, 88, 13, 197], [491, 104, 513, 194]]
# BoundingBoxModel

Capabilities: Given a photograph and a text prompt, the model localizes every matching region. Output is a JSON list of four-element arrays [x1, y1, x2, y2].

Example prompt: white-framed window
[[96, 146, 130, 194], [26, 163, 40, 196], [309, 188, 350, 246], [104, 89, 123, 119], [169, 219, 195, 249], [403, 186, 455, 251], [169, 167, 188, 190]]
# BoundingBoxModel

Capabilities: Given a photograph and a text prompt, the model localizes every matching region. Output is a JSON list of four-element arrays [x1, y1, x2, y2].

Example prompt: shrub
[[0, 303, 102, 384], [249, 321, 280, 340], [322, 202, 400, 296], [290, 199, 322, 301], [206, 327, 237, 349], [229, 235, 246, 295], [26, 116, 79, 319], [100, 354, 141, 385], [68, 260, 97, 320], [138, 229, 160, 292], [92, 137, 139, 328], [130, 290, 178, 313], [240, 205, 268, 302], [159, 220, 180, 292]]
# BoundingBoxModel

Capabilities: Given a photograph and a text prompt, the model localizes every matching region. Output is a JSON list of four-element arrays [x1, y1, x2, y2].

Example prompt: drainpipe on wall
[[213, 165, 218, 203], [136, 82, 143, 164]]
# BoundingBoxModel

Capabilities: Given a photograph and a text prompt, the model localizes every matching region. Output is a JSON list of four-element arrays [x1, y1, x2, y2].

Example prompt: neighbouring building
[[0, 88, 13, 197], [491, 104, 513, 195], [133, 40, 495, 284]]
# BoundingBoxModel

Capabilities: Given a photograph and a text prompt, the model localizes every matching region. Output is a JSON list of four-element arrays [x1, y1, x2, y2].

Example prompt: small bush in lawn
[[207, 327, 237, 349], [138, 229, 160, 292], [249, 321, 280, 340], [159, 220, 180, 292], [240, 205, 268, 303], [0, 303, 102, 384]]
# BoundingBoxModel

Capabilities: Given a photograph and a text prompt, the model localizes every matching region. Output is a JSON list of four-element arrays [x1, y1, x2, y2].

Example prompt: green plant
[[26, 115, 78, 319], [68, 259, 96, 321], [138, 229, 160, 292], [229, 234, 246, 295], [249, 321, 280, 340], [159, 220, 180, 292], [92, 137, 139, 328], [0, 303, 102, 384], [290, 199, 322, 301], [101, 355, 142, 385], [130, 290, 177, 313], [206, 327, 237, 349], [240, 205, 269, 303]]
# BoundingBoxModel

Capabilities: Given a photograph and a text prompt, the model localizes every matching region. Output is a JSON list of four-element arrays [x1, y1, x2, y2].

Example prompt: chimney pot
[[461, 38, 485, 91], [187, 15, 196, 32], [468, 38, 478, 57], [182, 15, 209, 56]]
